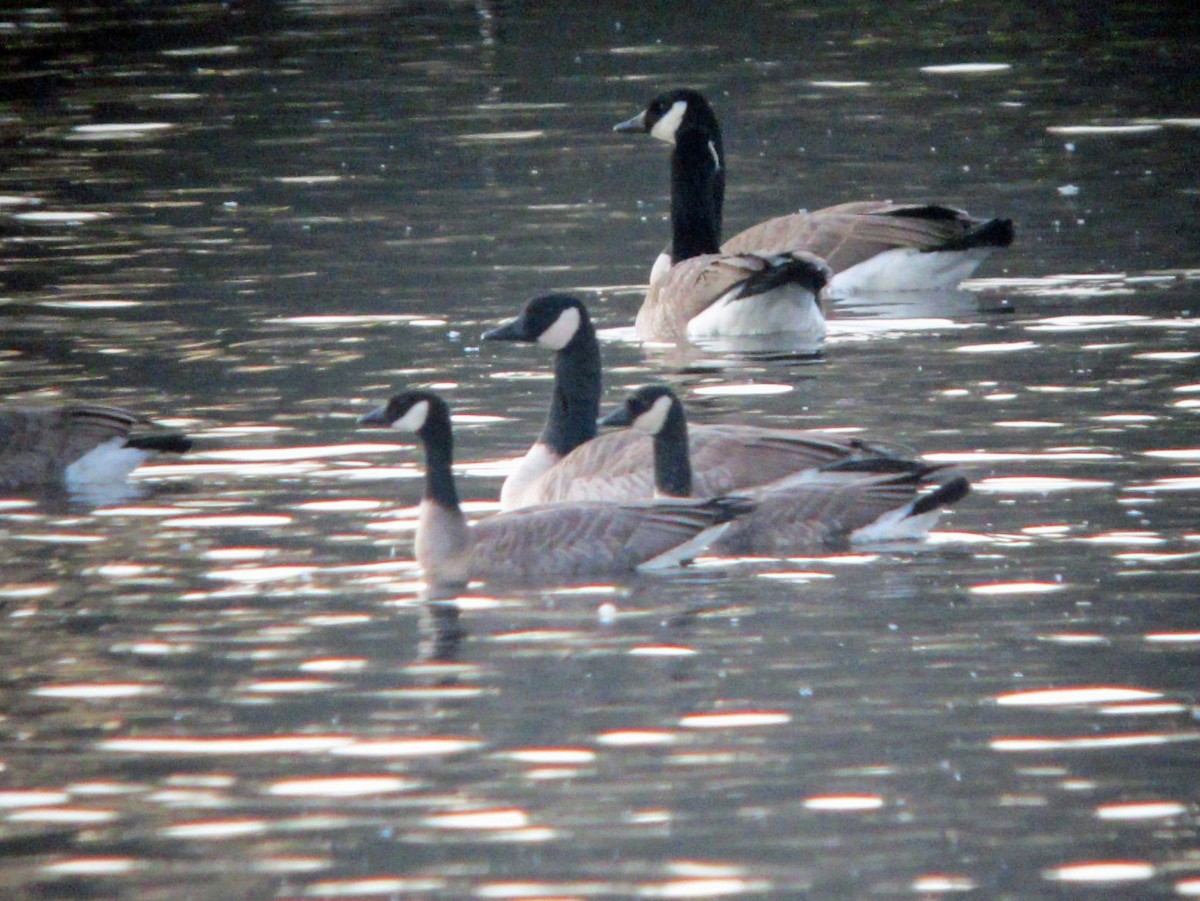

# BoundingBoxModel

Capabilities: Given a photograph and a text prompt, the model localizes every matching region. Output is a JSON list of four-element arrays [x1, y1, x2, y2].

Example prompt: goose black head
[[358, 390, 447, 435], [613, 88, 719, 146], [482, 294, 591, 352], [599, 384, 682, 436]]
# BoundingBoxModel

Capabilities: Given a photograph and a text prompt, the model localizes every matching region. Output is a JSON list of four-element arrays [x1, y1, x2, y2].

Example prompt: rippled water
[[2, 2, 1199, 898]]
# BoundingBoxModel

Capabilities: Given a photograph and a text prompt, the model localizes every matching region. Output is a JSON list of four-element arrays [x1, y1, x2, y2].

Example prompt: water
[[2, 1, 1199, 898]]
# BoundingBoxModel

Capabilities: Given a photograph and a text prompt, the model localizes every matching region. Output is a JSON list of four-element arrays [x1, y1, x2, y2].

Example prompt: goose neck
[[670, 128, 725, 262], [541, 326, 603, 457], [652, 404, 693, 497], [418, 413, 461, 511]]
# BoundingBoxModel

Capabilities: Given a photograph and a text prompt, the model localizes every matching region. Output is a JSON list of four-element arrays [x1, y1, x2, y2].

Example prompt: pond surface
[[1, 1, 1199, 898]]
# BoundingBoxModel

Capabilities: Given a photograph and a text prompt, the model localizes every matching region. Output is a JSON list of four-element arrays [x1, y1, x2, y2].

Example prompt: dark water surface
[[2, 2, 1199, 899]]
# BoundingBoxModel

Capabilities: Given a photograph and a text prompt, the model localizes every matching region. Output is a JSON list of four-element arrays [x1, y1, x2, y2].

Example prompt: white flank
[[687, 282, 825, 339], [829, 247, 990, 294], [536, 306, 581, 350], [650, 100, 688, 145], [392, 400, 429, 432], [64, 438, 151, 489]]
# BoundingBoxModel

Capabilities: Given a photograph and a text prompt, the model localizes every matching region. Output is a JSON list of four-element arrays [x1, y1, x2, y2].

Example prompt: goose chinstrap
[[600, 385, 971, 556], [482, 294, 879, 511], [357, 389, 752, 586], [614, 88, 1014, 298], [0, 403, 192, 496]]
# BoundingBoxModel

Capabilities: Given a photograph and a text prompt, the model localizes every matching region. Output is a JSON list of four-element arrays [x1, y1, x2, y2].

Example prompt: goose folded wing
[[722, 203, 1008, 270], [686, 426, 877, 497], [470, 499, 738, 579]]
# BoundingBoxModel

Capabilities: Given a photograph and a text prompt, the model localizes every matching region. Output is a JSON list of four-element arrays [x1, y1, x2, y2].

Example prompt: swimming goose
[[357, 389, 751, 586], [0, 403, 192, 495], [600, 385, 970, 555], [482, 294, 880, 511], [605, 97, 833, 342], [614, 88, 1014, 296]]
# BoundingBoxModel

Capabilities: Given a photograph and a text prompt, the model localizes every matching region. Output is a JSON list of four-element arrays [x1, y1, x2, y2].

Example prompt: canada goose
[[482, 294, 880, 511], [600, 385, 971, 555], [613, 88, 1014, 297], [357, 389, 752, 586], [0, 403, 192, 495]]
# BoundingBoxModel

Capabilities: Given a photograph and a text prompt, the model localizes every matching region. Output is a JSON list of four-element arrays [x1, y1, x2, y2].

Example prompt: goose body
[[0, 404, 191, 496], [614, 89, 1014, 298], [601, 385, 971, 556], [357, 390, 750, 587], [637, 249, 828, 342], [482, 294, 876, 511]]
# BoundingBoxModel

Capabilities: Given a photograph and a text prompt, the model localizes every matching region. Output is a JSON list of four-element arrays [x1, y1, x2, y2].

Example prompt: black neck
[[652, 403, 693, 497], [540, 319, 603, 457], [670, 127, 725, 262], [418, 408, 460, 510]]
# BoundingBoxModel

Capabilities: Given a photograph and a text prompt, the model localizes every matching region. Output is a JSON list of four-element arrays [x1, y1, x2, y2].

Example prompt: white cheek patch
[[535, 306, 581, 350], [393, 399, 430, 432], [649, 100, 688, 145], [632, 394, 674, 436]]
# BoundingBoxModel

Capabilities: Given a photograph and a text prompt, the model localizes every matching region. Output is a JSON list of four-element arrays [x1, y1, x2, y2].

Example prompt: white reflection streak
[[423, 808, 530, 829], [1095, 801, 1184, 821], [1043, 860, 1156, 883], [991, 731, 1200, 751], [995, 686, 1161, 707], [99, 736, 353, 754], [163, 818, 268, 839], [267, 776, 417, 798], [42, 857, 140, 876], [639, 877, 773, 898]]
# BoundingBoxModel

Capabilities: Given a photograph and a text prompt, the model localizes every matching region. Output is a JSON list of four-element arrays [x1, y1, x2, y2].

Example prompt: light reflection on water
[[2, 0, 1200, 898]]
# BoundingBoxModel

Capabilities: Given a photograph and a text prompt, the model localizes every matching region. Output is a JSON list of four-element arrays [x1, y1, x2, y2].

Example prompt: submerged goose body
[[0, 404, 192, 495], [614, 89, 1014, 297], [601, 385, 970, 556], [357, 390, 750, 586], [483, 294, 876, 511]]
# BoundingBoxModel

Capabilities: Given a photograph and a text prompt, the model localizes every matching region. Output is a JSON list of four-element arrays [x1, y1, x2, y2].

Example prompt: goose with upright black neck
[[483, 294, 885, 510], [614, 88, 1014, 302]]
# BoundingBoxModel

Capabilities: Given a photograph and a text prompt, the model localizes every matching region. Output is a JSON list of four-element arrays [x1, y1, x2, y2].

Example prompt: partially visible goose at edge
[[600, 385, 971, 556], [0, 403, 192, 498], [357, 389, 753, 586], [482, 293, 885, 511], [613, 88, 1014, 298]]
